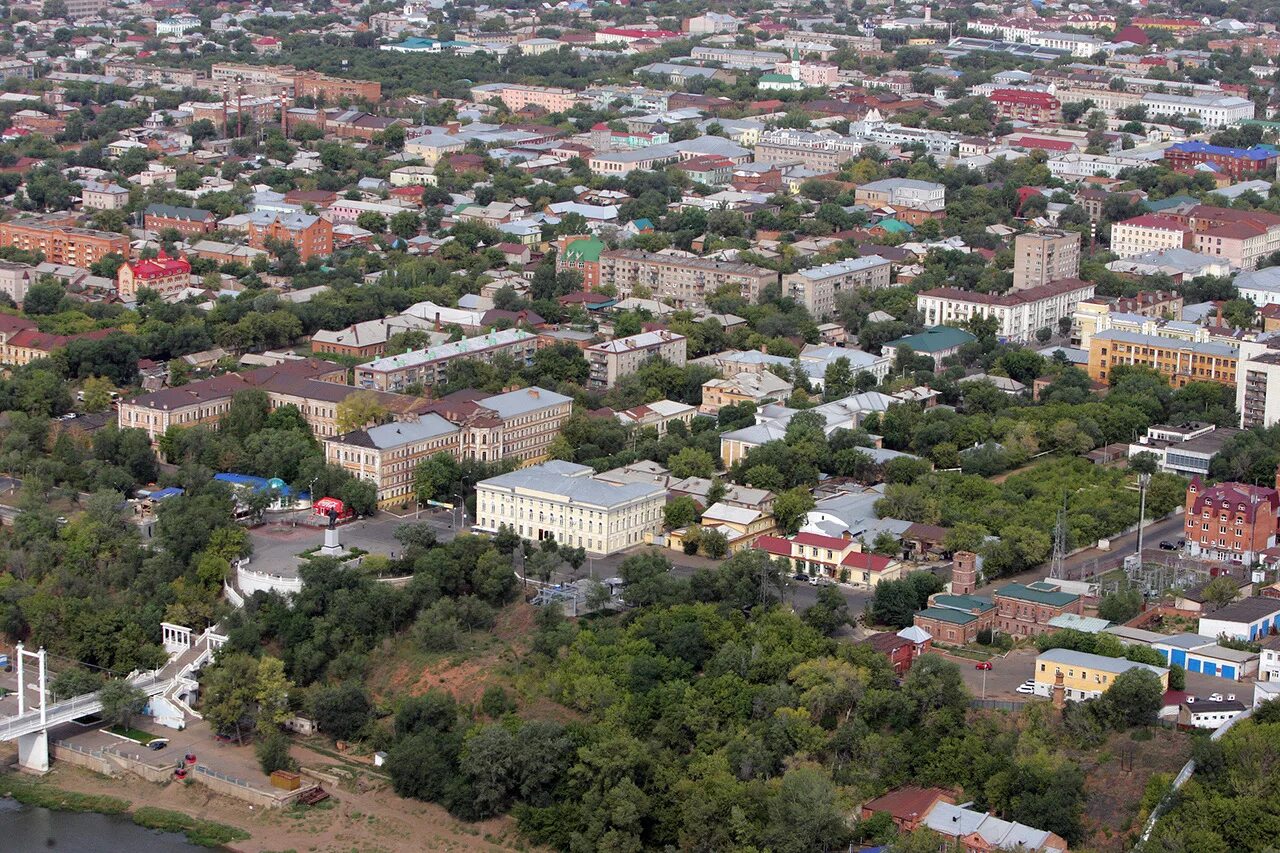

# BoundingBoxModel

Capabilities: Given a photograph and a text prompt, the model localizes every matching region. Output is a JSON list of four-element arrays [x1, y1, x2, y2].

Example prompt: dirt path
[[3, 744, 528, 853]]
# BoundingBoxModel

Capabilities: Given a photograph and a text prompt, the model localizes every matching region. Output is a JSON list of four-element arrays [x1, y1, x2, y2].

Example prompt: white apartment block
[[1140, 93, 1255, 128], [783, 256, 892, 320], [917, 278, 1095, 343], [689, 46, 787, 70], [475, 460, 665, 555], [1046, 152, 1134, 179], [1110, 216, 1190, 259], [587, 330, 687, 389], [1027, 31, 1108, 58]]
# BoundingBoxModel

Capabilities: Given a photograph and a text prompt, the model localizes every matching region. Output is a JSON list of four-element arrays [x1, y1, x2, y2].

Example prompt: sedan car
[[974, 661, 993, 671], [147, 738, 169, 751], [1016, 681, 1037, 695]]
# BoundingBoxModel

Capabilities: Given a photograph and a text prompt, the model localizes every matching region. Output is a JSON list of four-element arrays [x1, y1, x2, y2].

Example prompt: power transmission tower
[[1050, 492, 1069, 580]]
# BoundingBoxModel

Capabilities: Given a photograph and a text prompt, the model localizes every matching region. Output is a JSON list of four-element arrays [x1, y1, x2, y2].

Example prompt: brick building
[[294, 72, 382, 103], [144, 203, 218, 237], [992, 582, 1084, 637], [0, 217, 128, 268], [116, 251, 191, 301], [246, 211, 333, 261], [1184, 473, 1280, 564], [1164, 142, 1280, 182], [990, 88, 1062, 122]]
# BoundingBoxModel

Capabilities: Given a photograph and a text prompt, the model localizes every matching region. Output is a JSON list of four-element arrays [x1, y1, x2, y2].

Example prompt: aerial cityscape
[[1, 0, 1280, 849]]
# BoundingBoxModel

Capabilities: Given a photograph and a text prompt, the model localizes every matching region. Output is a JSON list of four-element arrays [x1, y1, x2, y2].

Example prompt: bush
[[255, 728, 298, 775], [481, 685, 516, 718], [132, 807, 250, 848]]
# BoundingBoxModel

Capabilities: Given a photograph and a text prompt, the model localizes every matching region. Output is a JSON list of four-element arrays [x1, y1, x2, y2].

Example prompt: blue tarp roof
[[148, 487, 184, 501], [213, 473, 307, 499]]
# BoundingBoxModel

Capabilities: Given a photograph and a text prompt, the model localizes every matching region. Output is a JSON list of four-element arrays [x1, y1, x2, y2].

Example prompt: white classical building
[[1140, 93, 1256, 128], [915, 278, 1095, 343], [474, 460, 665, 556]]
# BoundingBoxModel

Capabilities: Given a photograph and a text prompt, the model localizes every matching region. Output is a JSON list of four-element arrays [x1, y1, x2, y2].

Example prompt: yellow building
[[1033, 648, 1169, 702], [1088, 329, 1238, 388]]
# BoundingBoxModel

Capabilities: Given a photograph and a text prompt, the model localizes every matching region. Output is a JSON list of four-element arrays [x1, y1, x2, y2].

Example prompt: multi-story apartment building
[[854, 178, 945, 225], [599, 250, 777, 309], [1013, 230, 1081, 291], [469, 83, 579, 112], [209, 63, 296, 90], [144, 203, 218, 237], [1183, 475, 1280, 564], [754, 129, 864, 171], [474, 460, 665, 555], [917, 278, 1095, 343], [783, 256, 892, 319], [246, 211, 333, 261], [1236, 348, 1280, 429], [989, 88, 1061, 122], [0, 261, 33, 305], [355, 329, 539, 392], [1072, 291, 1183, 348], [1109, 215, 1191, 258], [116, 252, 191, 301], [992, 583, 1083, 637], [0, 217, 129, 268], [1177, 205, 1280, 271], [1164, 142, 1280, 182], [586, 330, 687, 389], [1087, 329, 1238, 388], [80, 182, 130, 211]]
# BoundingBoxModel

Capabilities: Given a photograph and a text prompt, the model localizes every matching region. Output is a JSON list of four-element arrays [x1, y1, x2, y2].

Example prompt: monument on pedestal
[[319, 507, 344, 556]]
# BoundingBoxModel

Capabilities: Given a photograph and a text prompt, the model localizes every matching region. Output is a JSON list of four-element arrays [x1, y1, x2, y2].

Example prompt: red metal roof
[[1119, 214, 1189, 231], [990, 89, 1059, 107]]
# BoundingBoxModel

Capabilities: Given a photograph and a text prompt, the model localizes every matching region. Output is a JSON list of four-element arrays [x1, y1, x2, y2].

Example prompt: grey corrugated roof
[[479, 462, 664, 509], [480, 386, 572, 418]]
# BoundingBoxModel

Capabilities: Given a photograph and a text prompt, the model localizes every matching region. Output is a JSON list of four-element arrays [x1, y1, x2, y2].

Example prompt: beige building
[[916, 278, 1095, 343], [784, 256, 892, 319], [322, 386, 573, 505], [586, 330, 687, 390], [700, 372, 794, 414], [475, 460, 665, 555], [614, 399, 697, 435], [600, 250, 777, 310], [469, 83, 579, 112], [1110, 215, 1191, 259], [1013, 229, 1080, 291]]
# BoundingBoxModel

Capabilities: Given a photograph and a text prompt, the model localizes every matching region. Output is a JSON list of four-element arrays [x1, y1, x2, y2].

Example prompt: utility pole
[[1135, 472, 1151, 557]]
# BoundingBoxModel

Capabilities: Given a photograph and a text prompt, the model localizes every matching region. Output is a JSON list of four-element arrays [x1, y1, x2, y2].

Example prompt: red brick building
[[990, 88, 1062, 123], [992, 582, 1083, 637], [0, 217, 128, 268], [1164, 142, 1280, 182], [863, 626, 933, 676], [144, 203, 218, 237], [246, 212, 333, 261], [1184, 474, 1280, 564], [116, 251, 191, 301]]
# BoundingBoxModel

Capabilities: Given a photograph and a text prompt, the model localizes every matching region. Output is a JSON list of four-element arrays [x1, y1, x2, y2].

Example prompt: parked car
[[1159, 540, 1177, 551], [792, 573, 809, 583], [808, 575, 822, 586], [1016, 681, 1036, 695], [975, 661, 993, 671], [147, 738, 169, 751]]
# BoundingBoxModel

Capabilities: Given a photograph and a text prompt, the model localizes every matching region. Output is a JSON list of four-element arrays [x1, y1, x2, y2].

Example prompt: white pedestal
[[320, 527, 342, 556]]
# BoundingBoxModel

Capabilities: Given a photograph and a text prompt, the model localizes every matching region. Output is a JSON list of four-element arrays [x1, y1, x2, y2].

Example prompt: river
[[0, 796, 201, 851]]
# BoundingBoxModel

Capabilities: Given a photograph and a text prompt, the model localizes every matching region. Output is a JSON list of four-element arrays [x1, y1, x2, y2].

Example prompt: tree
[[357, 211, 387, 234], [1097, 586, 1143, 622], [699, 528, 729, 559], [872, 530, 900, 556], [335, 390, 390, 434], [1098, 667, 1163, 728], [773, 487, 816, 536], [99, 678, 148, 731], [870, 577, 924, 627], [823, 357, 855, 401], [1200, 575, 1240, 612], [311, 682, 371, 740], [804, 585, 850, 636], [664, 495, 698, 529], [80, 375, 114, 412], [389, 210, 421, 239], [255, 728, 298, 775], [669, 446, 716, 479], [1128, 451, 1159, 476], [23, 280, 64, 315]]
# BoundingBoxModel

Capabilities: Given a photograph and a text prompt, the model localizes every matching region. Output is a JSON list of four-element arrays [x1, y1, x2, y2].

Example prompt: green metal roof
[[562, 237, 605, 262], [995, 582, 1079, 607], [916, 607, 978, 625], [932, 593, 995, 613], [887, 326, 977, 354]]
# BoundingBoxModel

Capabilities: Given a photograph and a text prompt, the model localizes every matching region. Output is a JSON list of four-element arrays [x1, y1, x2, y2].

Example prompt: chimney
[[445, 121, 461, 135], [1052, 669, 1066, 712]]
